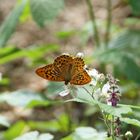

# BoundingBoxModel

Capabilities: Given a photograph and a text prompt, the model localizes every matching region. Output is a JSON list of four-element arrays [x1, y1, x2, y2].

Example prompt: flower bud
[[76, 52, 84, 58], [125, 131, 133, 139]]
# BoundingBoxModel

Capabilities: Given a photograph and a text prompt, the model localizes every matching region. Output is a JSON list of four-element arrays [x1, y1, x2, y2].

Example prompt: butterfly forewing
[[53, 55, 73, 81], [35, 64, 64, 81], [54, 55, 73, 68]]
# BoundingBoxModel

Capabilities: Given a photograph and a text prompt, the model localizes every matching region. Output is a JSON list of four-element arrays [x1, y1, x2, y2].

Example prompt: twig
[[105, 0, 112, 47], [85, 0, 100, 47]]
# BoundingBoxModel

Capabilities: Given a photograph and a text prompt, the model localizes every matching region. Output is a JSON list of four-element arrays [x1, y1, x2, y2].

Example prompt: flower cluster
[[106, 74, 121, 107], [87, 69, 121, 107]]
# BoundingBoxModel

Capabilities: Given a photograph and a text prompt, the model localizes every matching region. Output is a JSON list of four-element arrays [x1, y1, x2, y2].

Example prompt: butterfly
[[35, 54, 91, 85]]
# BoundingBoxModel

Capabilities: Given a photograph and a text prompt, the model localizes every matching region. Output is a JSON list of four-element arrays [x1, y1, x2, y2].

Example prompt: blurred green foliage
[[0, 0, 140, 139], [0, 0, 27, 47], [30, 0, 64, 27], [0, 45, 59, 65], [128, 0, 140, 16], [93, 30, 140, 84]]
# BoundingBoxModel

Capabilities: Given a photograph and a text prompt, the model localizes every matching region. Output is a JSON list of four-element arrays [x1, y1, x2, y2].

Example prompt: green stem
[[82, 87, 111, 136], [86, 0, 100, 47], [64, 101, 73, 132], [105, 0, 112, 47]]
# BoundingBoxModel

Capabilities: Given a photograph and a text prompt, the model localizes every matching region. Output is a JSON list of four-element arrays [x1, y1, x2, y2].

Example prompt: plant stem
[[105, 0, 112, 47], [135, 133, 140, 140], [111, 115, 116, 140], [86, 0, 100, 47]]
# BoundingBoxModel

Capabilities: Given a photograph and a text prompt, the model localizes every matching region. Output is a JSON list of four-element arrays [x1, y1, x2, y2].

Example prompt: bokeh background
[[0, 0, 140, 139]]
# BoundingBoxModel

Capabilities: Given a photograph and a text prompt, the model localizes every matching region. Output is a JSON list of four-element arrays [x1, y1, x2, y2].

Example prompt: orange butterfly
[[35, 54, 91, 85]]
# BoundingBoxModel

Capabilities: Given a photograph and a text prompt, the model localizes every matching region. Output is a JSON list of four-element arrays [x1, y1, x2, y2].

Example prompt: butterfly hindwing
[[71, 57, 85, 75], [70, 70, 91, 85], [70, 57, 91, 85]]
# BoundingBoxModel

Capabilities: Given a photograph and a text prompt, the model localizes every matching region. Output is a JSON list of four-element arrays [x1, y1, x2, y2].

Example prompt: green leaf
[[0, 89, 44, 107], [26, 100, 52, 108], [0, 46, 18, 57], [128, 0, 140, 16], [68, 87, 132, 117], [25, 44, 59, 61], [0, 45, 59, 65], [124, 18, 140, 27], [0, 0, 27, 47], [73, 127, 107, 140], [38, 133, 54, 140], [19, 0, 31, 23], [0, 115, 10, 127], [28, 121, 60, 132], [61, 135, 73, 140], [46, 82, 66, 98], [98, 103, 132, 117], [0, 78, 10, 86], [93, 30, 140, 83], [28, 114, 70, 132], [14, 131, 54, 140], [14, 131, 38, 140], [30, 0, 64, 27], [4, 121, 26, 140], [56, 30, 77, 39], [0, 48, 25, 65], [121, 118, 140, 127], [69, 85, 96, 104], [117, 56, 140, 83], [57, 113, 70, 132], [118, 104, 140, 110], [73, 85, 136, 118]]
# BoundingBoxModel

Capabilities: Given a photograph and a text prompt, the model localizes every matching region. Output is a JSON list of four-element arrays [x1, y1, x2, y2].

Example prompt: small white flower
[[107, 101, 112, 106], [125, 131, 133, 138], [62, 53, 70, 55], [101, 82, 110, 98], [59, 86, 70, 97], [76, 52, 84, 58], [98, 73, 105, 82], [90, 80, 97, 86], [88, 69, 100, 86], [88, 69, 99, 79], [102, 82, 110, 94], [94, 88, 101, 100]]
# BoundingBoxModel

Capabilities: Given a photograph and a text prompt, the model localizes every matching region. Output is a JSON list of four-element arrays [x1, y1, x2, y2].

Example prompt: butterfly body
[[36, 55, 91, 85]]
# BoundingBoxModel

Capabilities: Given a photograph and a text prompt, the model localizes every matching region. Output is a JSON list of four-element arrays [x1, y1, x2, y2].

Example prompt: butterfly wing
[[53, 55, 73, 80], [71, 57, 85, 74], [70, 70, 91, 85], [35, 64, 65, 81], [54, 55, 73, 69], [35, 55, 73, 82], [70, 57, 91, 85]]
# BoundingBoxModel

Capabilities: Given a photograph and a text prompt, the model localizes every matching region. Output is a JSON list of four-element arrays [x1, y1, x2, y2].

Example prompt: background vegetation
[[0, 0, 140, 139]]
